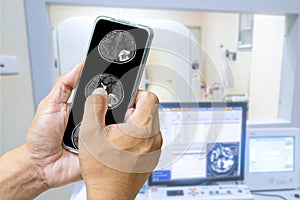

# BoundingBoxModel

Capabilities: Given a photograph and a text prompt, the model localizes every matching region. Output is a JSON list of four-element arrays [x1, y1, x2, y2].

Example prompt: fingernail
[[92, 88, 107, 95]]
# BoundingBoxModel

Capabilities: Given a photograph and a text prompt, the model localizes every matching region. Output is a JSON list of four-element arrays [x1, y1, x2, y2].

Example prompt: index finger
[[129, 90, 159, 126]]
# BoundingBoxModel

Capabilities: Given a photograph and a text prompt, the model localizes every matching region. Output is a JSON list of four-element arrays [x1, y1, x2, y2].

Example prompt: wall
[[0, 0, 34, 153], [50, 6, 204, 28], [248, 15, 285, 120], [0, 1, 77, 199], [201, 12, 252, 96]]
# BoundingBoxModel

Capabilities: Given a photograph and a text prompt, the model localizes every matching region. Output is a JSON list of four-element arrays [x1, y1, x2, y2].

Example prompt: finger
[[48, 62, 84, 104], [82, 88, 108, 128], [124, 108, 135, 121], [135, 90, 159, 108], [130, 90, 159, 123]]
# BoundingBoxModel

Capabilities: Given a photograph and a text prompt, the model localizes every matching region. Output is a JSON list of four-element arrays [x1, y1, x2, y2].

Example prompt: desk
[[251, 190, 299, 200], [71, 183, 300, 200], [136, 189, 300, 200]]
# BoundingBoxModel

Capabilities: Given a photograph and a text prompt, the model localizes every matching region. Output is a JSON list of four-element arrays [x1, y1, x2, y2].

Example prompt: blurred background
[[1, 1, 299, 199]]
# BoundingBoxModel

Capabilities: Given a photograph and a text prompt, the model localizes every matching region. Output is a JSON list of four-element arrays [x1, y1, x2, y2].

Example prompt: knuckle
[[146, 91, 159, 104]]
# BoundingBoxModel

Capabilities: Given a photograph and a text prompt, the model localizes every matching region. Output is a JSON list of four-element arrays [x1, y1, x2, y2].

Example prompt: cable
[[251, 192, 288, 200], [291, 190, 300, 199]]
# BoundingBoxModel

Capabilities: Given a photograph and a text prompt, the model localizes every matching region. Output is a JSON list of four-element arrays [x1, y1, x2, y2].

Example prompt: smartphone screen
[[63, 17, 153, 152]]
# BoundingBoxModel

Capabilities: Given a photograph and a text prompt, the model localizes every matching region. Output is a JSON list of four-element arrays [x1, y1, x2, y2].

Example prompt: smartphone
[[62, 16, 153, 153]]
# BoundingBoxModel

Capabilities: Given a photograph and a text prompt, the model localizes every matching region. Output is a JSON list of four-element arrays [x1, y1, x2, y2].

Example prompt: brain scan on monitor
[[85, 73, 124, 109], [98, 30, 136, 63], [71, 123, 81, 149], [207, 143, 239, 176]]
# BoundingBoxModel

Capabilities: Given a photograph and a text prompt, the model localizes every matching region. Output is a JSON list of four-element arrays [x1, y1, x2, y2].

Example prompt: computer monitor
[[148, 102, 247, 186], [245, 128, 300, 191]]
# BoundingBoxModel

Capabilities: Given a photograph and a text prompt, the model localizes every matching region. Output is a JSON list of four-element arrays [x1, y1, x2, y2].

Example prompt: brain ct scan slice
[[98, 30, 136, 63], [209, 145, 234, 174], [207, 143, 239, 176], [71, 123, 81, 149], [85, 73, 124, 109]]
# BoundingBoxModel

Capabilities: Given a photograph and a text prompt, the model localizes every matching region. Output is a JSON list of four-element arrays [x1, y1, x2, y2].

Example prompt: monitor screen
[[248, 136, 295, 173], [149, 102, 247, 186], [244, 128, 299, 191]]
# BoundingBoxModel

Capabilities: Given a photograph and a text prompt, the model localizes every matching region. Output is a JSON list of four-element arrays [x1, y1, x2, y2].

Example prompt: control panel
[[148, 185, 254, 200]]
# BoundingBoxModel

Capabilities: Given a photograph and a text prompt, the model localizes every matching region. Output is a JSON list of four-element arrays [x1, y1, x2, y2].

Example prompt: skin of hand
[[0, 62, 83, 199], [79, 88, 162, 200]]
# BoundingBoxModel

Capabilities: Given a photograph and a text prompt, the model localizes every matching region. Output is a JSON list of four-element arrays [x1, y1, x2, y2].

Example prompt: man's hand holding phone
[[0, 63, 83, 199], [79, 88, 162, 200], [25, 62, 84, 188]]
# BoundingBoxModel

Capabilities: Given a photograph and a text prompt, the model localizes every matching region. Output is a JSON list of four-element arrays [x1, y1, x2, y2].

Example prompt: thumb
[[82, 88, 108, 128], [46, 62, 83, 104]]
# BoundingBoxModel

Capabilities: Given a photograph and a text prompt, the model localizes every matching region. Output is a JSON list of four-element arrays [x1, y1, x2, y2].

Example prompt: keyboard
[[147, 184, 254, 200]]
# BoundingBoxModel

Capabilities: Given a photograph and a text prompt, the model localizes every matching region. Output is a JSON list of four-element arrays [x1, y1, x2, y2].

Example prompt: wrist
[[84, 173, 148, 200], [86, 181, 133, 200], [0, 145, 48, 199]]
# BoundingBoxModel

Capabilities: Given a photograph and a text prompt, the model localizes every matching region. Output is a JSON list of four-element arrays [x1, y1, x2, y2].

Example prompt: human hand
[[25, 62, 83, 188], [79, 88, 162, 200]]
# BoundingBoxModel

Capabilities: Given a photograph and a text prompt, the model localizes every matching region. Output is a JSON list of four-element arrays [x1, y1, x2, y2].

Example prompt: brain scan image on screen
[[71, 123, 81, 149], [98, 30, 136, 63], [85, 73, 124, 109], [206, 143, 239, 176]]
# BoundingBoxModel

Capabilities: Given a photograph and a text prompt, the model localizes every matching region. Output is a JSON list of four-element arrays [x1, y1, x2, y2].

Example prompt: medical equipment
[[244, 128, 300, 191]]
